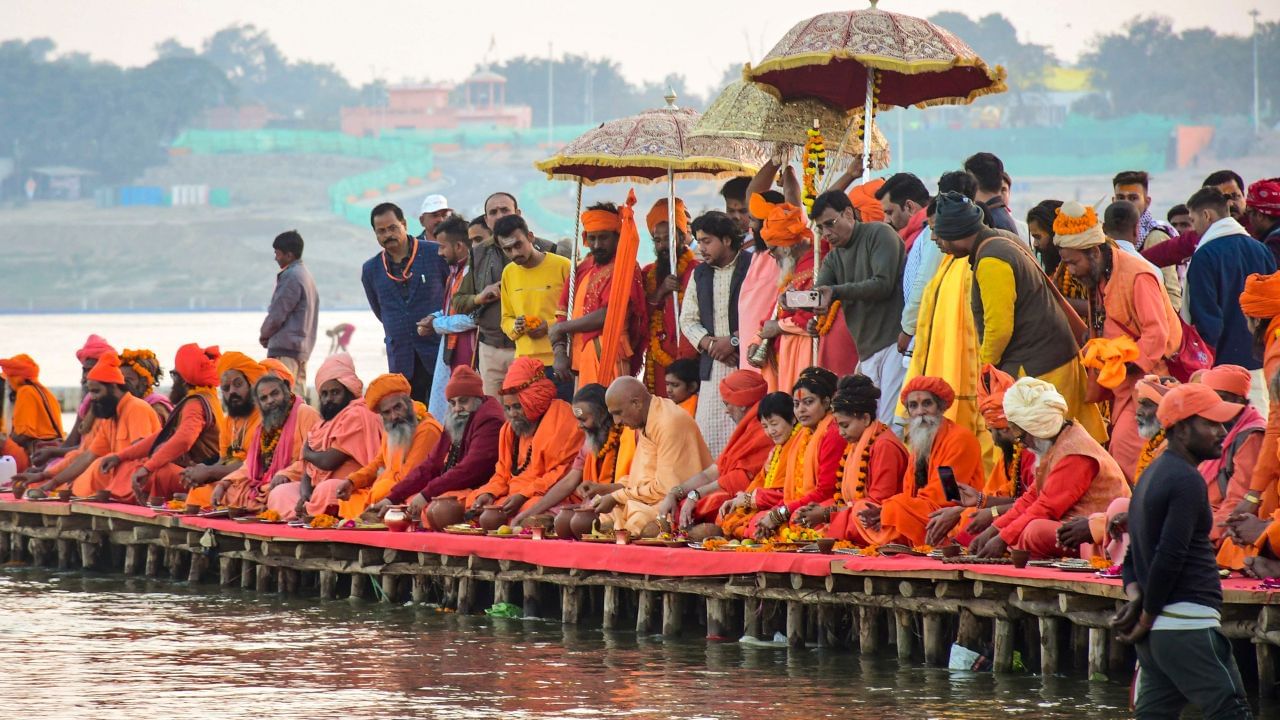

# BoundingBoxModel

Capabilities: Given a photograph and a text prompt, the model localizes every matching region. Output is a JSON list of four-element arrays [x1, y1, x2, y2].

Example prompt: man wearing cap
[[1113, 383, 1251, 719], [263, 354, 384, 520], [1055, 201, 1181, 480], [0, 354, 63, 457], [86, 344, 226, 504], [641, 198, 700, 397], [970, 377, 1129, 559], [932, 191, 1107, 444], [417, 194, 451, 241], [1245, 178, 1280, 265]]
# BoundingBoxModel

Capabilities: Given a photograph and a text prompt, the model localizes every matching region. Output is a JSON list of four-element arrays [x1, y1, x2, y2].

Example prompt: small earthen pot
[[570, 508, 599, 540], [92, 490, 111, 503], [184, 504, 201, 515], [941, 543, 963, 558], [55, 489, 72, 501], [147, 495, 164, 507], [523, 514, 554, 532], [614, 529, 631, 545], [553, 507, 575, 538], [1010, 548, 1030, 569], [425, 496, 464, 531], [384, 508, 410, 533], [478, 505, 510, 532], [815, 538, 837, 554]]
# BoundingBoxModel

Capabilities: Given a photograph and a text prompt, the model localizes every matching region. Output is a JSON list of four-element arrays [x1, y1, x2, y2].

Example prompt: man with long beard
[[212, 373, 320, 512], [970, 377, 1129, 559], [852, 376, 984, 547], [263, 354, 384, 520], [85, 344, 225, 503], [640, 198, 699, 397], [181, 352, 265, 509]]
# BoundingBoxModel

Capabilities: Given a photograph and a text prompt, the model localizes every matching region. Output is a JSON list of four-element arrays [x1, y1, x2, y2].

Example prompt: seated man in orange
[[510, 383, 616, 525], [854, 376, 984, 547], [0, 354, 63, 457], [120, 348, 173, 423], [265, 354, 385, 520], [90, 344, 225, 504], [182, 352, 264, 508], [210, 373, 320, 512], [970, 377, 1130, 559], [655, 370, 772, 530], [465, 358, 583, 518]]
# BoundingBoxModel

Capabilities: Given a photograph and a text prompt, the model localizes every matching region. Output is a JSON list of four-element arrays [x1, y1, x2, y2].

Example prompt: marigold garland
[[802, 122, 826, 213], [642, 250, 694, 392], [257, 509, 281, 522], [1007, 441, 1025, 498], [120, 348, 160, 391], [778, 524, 824, 543], [761, 425, 802, 489], [259, 427, 283, 458], [309, 513, 339, 529], [814, 300, 842, 336], [516, 315, 544, 337], [1136, 430, 1165, 479], [836, 421, 885, 503]]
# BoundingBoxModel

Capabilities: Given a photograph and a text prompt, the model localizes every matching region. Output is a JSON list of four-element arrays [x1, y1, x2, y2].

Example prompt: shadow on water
[[0, 567, 1250, 719]]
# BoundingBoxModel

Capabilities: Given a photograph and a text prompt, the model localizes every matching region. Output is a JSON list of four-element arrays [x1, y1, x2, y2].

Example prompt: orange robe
[[466, 400, 583, 514], [69, 393, 163, 497], [221, 402, 321, 512], [8, 380, 63, 444], [2, 437, 28, 473], [96, 389, 223, 502], [265, 400, 386, 520], [313, 412, 441, 519], [719, 426, 810, 539], [857, 418, 984, 546], [825, 422, 910, 541], [559, 258, 647, 385], [688, 404, 774, 522], [642, 253, 699, 397], [762, 254, 816, 394], [607, 396, 712, 535], [184, 410, 261, 508], [677, 394, 698, 418]]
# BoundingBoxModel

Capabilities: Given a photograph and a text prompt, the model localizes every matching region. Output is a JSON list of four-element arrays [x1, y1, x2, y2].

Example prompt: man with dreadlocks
[[120, 348, 173, 423]]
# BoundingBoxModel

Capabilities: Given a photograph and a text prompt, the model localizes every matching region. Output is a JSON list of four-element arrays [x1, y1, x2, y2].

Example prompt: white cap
[[419, 194, 450, 215]]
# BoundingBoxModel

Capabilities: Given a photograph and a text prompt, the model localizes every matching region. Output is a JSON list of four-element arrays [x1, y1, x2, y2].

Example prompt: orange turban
[[445, 365, 486, 400], [259, 358, 295, 387], [847, 178, 887, 223], [900, 376, 956, 410], [1081, 336, 1140, 390], [1240, 272, 1280, 320], [976, 363, 1015, 429], [501, 356, 557, 421], [1200, 364, 1252, 398], [75, 334, 115, 364], [315, 352, 362, 397], [749, 193, 813, 248], [87, 351, 126, 385], [365, 373, 412, 412], [581, 208, 622, 236], [1136, 375, 1178, 405], [216, 351, 266, 387], [719, 369, 768, 407], [0, 354, 40, 384], [174, 343, 220, 387], [646, 198, 689, 235]]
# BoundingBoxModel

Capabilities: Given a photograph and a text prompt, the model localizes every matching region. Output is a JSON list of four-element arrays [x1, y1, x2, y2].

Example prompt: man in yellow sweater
[[497, 214, 573, 399]]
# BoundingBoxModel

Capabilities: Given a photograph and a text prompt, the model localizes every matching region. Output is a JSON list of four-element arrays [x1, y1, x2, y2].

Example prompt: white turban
[[1002, 377, 1068, 439], [1052, 201, 1106, 250]]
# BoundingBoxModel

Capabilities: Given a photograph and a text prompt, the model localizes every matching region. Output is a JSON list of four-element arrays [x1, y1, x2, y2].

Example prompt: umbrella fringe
[[752, 54, 1008, 110]]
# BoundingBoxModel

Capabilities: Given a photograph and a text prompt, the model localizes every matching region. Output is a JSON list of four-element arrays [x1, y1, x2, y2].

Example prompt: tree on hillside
[[928, 12, 1055, 92]]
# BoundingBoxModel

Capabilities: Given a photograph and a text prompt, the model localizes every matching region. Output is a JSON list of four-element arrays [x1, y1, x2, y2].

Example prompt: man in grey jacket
[[260, 230, 319, 397]]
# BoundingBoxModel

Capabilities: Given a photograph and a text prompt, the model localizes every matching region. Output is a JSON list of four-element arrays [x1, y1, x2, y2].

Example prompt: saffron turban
[[76, 334, 115, 365], [1246, 178, 1280, 217], [976, 363, 1015, 430], [174, 343, 220, 388], [646, 198, 689, 235], [87, 351, 126, 385], [1136, 375, 1178, 405], [259, 358, 295, 387], [847, 178, 887, 223], [719, 369, 768, 408], [1053, 201, 1105, 249], [1157, 383, 1241, 428], [1002, 377, 1068, 439], [749, 193, 813, 248], [314, 352, 362, 397], [900, 376, 956, 411], [1081, 336, 1140, 390], [1240, 272, 1280, 320], [581, 208, 622, 236], [502, 357, 557, 421], [445, 365, 486, 400], [933, 191, 984, 241], [216, 351, 266, 387], [365, 373, 412, 412], [1200, 364, 1252, 399], [0, 354, 40, 384]]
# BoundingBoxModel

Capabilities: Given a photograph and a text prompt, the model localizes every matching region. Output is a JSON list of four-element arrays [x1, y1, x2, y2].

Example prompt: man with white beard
[[971, 377, 1130, 559]]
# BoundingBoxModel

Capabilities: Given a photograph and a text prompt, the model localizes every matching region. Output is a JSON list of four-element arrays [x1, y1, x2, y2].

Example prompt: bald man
[[586, 377, 711, 536]]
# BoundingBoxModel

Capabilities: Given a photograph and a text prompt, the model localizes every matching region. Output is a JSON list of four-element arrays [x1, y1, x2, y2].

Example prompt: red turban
[[1247, 178, 1280, 217], [87, 351, 126, 385], [749, 193, 813, 248], [501, 357, 557, 421], [0, 354, 40, 384], [1200, 364, 1252, 399], [314, 352, 362, 397], [581, 208, 622, 236], [216, 351, 266, 387], [848, 179, 887, 223], [719, 369, 768, 407], [445, 365, 485, 400], [259, 358, 295, 387], [76, 334, 115, 365], [174, 343, 220, 387], [646, 198, 689, 235], [900, 376, 956, 410], [976, 364, 1015, 430], [365, 373, 412, 412]]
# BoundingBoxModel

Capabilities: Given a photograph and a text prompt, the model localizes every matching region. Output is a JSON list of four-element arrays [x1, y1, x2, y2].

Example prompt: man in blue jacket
[[1184, 186, 1276, 411], [361, 202, 448, 403]]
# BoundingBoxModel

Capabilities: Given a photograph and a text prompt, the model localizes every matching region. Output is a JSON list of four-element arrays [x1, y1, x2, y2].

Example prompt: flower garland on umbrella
[[801, 122, 826, 214], [642, 249, 695, 392]]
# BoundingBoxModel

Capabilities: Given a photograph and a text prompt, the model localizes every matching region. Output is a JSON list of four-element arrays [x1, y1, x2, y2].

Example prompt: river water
[[0, 568, 1142, 720]]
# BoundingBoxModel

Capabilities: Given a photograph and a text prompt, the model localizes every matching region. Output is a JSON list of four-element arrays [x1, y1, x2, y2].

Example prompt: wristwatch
[[729, 335, 740, 347]]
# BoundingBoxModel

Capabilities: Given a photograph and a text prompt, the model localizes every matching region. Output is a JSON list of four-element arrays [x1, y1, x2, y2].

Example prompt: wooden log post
[[1259, 643, 1278, 700], [706, 597, 730, 640], [255, 563, 271, 593], [561, 585, 582, 625], [895, 609, 914, 661], [380, 574, 399, 604], [636, 590, 657, 635], [218, 556, 239, 586], [412, 575, 429, 604], [0, 530, 9, 562], [281, 567, 300, 595], [240, 560, 254, 589], [786, 601, 806, 648], [442, 577, 458, 609], [816, 605, 837, 648], [55, 538, 72, 569], [1087, 627, 1109, 680], [1039, 616, 1061, 676], [456, 576, 475, 613], [922, 613, 947, 666], [350, 572, 368, 600], [662, 592, 684, 637], [319, 570, 339, 600], [79, 541, 99, 570], [145, 544, 161, 577], [188, 553, 209, 584], [993, 618, 1015, 673], [494, 579, 513, 605], [523, 580, 544, 618], [603, 585, 623, 631], [743, 598, 763, 640], [859, 606, 883, 654], [123, 545, 140, 575]]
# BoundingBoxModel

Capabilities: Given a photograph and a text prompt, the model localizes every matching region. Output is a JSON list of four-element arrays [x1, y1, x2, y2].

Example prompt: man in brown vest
[[971, 377, 1129, 559]]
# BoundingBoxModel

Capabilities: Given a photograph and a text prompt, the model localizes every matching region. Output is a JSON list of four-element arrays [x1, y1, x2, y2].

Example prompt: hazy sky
[[4, 0, 1275, 94]]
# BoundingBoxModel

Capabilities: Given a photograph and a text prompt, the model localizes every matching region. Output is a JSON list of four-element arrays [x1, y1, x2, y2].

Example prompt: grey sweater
[[261, 260, 319, 359], [815, 220, 905, 357]]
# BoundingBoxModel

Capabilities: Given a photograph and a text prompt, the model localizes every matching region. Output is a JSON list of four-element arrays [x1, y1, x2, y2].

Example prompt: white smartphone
[[784, 290, 821, 308]]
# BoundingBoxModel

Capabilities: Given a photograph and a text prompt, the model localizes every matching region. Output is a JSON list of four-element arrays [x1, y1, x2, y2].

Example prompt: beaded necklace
[[761, 425, 801, 488]]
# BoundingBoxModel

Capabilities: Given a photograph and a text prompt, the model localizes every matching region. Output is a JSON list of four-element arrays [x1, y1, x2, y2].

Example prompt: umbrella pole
[[861, 67, 875, 186], [565, 179, 584, 367], [668, 169, 682, 356]]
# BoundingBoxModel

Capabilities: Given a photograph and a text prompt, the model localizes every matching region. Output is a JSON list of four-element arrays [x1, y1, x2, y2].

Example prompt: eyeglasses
[[816, 217, 839, 232]]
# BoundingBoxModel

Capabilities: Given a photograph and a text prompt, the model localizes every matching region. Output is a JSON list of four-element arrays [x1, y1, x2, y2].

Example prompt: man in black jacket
[[1114, 383, 1252, 719]]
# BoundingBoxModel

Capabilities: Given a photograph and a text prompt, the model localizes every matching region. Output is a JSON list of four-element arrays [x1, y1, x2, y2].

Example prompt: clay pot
[[147, 495, 164, 507], [477, 505, 510, 532], [941, 543, 963, 558], [1010, 548, 1030, 569], [815, 538, 837, 554], [570, 508, 599, 540], [92, 490, 111, 503], [425, 496, 464, 531], [553, 507, 575, 538], [384, 508, 410, 533]]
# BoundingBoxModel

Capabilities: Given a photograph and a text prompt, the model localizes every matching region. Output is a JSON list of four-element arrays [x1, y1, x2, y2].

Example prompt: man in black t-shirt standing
[[1114, 383, 1253, 719]]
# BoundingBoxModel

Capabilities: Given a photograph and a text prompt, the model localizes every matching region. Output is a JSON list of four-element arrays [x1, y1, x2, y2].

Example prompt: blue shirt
[[360, 238, 449, 376], [1186, 227, 1276, 369]]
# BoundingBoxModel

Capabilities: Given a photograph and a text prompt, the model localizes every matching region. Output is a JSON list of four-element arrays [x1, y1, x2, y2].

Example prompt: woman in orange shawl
[[717, 391, 802, 539], [0, 354, 63, 455]]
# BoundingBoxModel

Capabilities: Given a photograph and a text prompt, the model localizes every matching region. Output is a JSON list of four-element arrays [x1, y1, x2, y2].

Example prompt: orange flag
[[596, 189, 641, 386]]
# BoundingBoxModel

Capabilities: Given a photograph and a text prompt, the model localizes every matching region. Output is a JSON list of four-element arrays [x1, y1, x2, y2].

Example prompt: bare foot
[[1242, 555, 1280, 579]]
